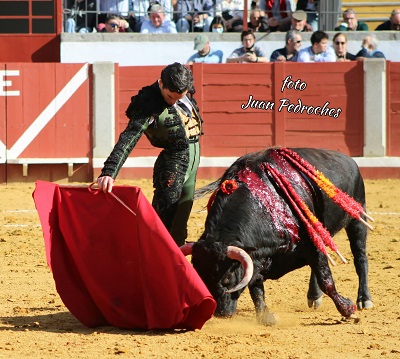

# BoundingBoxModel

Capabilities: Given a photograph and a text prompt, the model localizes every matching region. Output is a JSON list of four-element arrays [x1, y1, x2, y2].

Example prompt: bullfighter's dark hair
[[160, 63, 193, 94], [310, 30, 329, 45]]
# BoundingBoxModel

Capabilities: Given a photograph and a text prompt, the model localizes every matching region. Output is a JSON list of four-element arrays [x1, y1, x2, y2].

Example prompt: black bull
[[181, 148, 373, 323]]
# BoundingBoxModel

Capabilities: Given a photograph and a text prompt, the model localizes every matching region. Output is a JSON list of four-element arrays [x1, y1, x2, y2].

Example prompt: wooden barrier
[[1, 61, 399, 183], [0, 63, 91, 182]]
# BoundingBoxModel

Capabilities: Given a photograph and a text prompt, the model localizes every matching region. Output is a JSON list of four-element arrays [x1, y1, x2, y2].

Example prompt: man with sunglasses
[[332, 32, 355, 61], [375, 9, 400, 31], [100, 13, 133, 32], [270, 29, 302, 62]]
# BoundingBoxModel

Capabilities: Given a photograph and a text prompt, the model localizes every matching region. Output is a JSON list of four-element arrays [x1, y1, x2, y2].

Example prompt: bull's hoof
[[308, 296, 323, 309], [357, 300, 373, 310], [259, 312, 280, 326], [342, 313, 361, 323]]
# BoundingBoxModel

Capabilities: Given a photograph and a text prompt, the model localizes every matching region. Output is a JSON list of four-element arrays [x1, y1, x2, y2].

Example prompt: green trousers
[[152, 141, 200, 247]]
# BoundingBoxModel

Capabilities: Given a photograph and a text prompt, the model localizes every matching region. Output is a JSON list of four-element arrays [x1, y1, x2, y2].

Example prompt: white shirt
[[297, 46, 336, 63]]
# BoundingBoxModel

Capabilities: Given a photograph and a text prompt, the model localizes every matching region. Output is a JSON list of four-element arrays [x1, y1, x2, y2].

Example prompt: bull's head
[[180, 241, 254, 317]]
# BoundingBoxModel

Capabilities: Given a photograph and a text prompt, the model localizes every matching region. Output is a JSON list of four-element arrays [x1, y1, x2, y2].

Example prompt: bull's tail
[[194, 179, 221, 200]]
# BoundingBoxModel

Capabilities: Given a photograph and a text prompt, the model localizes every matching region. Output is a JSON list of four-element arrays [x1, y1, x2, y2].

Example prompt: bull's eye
[[222, 273, 232, 286]]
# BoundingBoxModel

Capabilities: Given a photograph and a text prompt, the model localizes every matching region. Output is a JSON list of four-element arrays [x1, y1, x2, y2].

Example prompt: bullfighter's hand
[[97, 176, 115, 193]]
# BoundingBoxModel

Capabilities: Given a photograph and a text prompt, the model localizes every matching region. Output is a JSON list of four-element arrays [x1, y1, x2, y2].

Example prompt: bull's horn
[[180, 242, 194, 256], [226, 246, 254, 294]]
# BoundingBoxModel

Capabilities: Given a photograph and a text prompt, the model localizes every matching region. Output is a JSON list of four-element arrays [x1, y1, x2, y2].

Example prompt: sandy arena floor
[[0, 179, 399, 359]]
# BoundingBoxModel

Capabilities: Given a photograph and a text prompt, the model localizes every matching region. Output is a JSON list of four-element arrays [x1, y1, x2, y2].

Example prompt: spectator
[[209, 16, 226, 32], [296, 0, 318, 31], [278, 9, 313, 32], [259, 0, 296, 32], [297, 30, 335, 62], [176, 0, 214, 32], [335, 9, 368, 31], [375, 9, 400, 31], [100, 13, 134, 32], [96, 63, 203, 247], [270, 29, 302, 62], [226, 29, 268, 63], [247, 9, 269, 32], [356, 35, 386, 60], [64, 0, 97, 33], [140, 4, 177, 33], [187, 34, 224, 63], [332, 33, 356, 61], [132, 0, 173, 32], [215, 0, 246, 32]]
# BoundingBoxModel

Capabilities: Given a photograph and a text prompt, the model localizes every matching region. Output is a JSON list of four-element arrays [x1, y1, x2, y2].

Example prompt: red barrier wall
[[1, 62, 399, 183], [387, 61, 400, 157], [0, 63, 91, 183], [118, 62, 364, 159]]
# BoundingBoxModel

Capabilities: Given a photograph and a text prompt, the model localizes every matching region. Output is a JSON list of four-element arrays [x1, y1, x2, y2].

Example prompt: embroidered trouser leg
[[152, 142, 200, 246], [169, 142, 200, 246]]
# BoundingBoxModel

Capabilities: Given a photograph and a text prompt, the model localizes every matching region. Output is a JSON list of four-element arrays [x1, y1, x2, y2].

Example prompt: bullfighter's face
[[158, 79, 188, 106]]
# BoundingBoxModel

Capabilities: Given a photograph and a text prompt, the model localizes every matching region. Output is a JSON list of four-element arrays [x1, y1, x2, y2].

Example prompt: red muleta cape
[[32, 181, 216, 330]]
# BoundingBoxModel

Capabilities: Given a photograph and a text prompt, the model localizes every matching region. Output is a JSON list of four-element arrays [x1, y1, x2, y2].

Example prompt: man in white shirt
[[140, 4, 177, 33], [297, 30, 336, 62]]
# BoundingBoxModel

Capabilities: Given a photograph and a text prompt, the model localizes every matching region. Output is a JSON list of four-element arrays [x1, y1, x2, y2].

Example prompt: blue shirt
[[297, 46, 336, 62], [187, 48, 223, 64], [270, 47, 298, 62]]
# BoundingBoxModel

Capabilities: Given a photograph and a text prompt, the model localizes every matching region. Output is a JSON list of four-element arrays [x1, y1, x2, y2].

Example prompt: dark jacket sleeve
[[99, 114, 150, 179]]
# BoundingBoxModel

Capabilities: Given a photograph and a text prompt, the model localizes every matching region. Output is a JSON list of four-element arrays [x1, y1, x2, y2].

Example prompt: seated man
[[99, 13, 133, 32], [140, 4, 177, 33], [187, 34, 223, 64], [297, 30, 336, 62], [296, 0, 318, 31], [176, 0, 214, 32], [247, 9, 269, 32], [132, 0, 173, 32], [375, 9, 400, 31], [270, 30, 302, 62], [335, 9, 368, 31], [356, 35, 386, 60], [278, 10, 313, 32], [333, 33, 356, 61], [226, 29, 268, 63]]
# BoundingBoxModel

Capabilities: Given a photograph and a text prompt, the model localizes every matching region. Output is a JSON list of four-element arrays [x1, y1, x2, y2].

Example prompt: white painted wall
[[60, 32, 400, 66]]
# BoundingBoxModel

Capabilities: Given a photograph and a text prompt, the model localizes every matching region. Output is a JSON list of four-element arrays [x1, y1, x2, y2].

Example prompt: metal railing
[[61, 0, 396, 33]]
